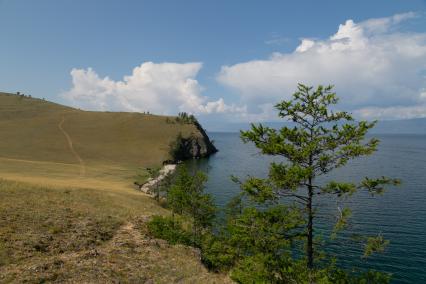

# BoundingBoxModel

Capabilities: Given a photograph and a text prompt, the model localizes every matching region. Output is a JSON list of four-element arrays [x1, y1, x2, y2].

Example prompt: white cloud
[[217, 12, 426, 121], [63, 62, 239, 115], [360, 11, 417, 34], [355, 105, 426, 120], [295, 39, 315, 52]]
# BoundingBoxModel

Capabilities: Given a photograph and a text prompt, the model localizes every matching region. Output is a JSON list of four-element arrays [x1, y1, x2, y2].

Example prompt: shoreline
[[139, 164, 177, 195]]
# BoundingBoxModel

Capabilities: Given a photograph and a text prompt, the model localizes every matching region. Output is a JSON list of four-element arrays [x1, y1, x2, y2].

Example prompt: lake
[[186, 132, 426, 283]]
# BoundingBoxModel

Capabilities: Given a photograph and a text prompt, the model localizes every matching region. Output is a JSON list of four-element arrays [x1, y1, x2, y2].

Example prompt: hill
[[0, 92, 226, 283], [0, 92, 216, 190], [0, 179, 230, 283]]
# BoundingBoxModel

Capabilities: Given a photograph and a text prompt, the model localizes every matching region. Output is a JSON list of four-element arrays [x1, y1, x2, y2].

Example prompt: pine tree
[[240, 84, 400, 270], [167, 167, 216, 245]]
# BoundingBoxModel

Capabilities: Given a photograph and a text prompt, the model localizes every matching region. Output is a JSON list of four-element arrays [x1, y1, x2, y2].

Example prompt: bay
[[186, 133, 426, 283]]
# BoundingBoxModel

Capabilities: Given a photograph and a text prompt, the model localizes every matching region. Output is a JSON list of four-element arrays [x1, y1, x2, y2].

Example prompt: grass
[[0, 92, 230, 282], [0, 92, 199, 189], [0, 180, 230, 283]]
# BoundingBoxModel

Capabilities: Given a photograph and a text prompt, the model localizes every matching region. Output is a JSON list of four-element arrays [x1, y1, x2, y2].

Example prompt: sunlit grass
[[0, 93, 230, 282]]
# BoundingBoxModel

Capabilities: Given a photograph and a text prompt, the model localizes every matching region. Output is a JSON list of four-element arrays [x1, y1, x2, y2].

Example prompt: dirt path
[[58, 117, 86, 177], [0, 219, 233, 283], [0, 156, 81, 167]]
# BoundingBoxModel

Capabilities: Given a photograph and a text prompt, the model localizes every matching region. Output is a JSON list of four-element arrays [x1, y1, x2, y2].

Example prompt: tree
[[176, 112, 198, 124], [168, 132, 186, 161], [228, 204, 305, 282], [167, 166, 216, 245], [239, 84, 400, 271]]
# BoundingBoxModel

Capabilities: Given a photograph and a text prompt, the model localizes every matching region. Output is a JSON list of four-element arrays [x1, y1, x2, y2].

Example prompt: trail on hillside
[[58, 117, 86, 177], [0, 219, 233, 283], [0, 156, 81, 167]]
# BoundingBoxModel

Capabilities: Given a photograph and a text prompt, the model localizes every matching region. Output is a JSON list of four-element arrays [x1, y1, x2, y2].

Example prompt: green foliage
[[360, 176, 401, 196], [166, 113, 198, 125], [147, 215, 191, 245], [166, 167, 216, 245], [354, 270, 392, 284], [230, 253, 283, 283], [134, 166, 162, 187], [363, 235, 390, 258], [226, 205, 305, 255], [146, 167, 161, 179], [235, 84, 399, 277], [176, 112, 198, 124], [169, 133, 185, 161], [331, 207, 352, 239], [197, 193, 308, 282], [200, 233, 238, 271], [221, 203, 306, 283], [228, 255, 391, 283], [168, 132, 195, 161], [139, 85, 398, 282]]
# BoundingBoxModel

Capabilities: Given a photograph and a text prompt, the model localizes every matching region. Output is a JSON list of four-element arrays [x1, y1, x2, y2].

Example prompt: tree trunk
[[307, 178, 314, 269], [307, 129, 314, 270]]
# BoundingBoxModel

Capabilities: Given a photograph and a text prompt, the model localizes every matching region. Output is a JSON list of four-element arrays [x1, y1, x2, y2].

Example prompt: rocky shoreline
[[138, 164, 177, 195], [139, 120, 217, 195]]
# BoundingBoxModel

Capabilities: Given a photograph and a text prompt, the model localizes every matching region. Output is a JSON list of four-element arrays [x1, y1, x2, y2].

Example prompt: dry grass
[[0, 92, 197, 190], [0, 180, 230, 283], [0, 93, 231, 283]]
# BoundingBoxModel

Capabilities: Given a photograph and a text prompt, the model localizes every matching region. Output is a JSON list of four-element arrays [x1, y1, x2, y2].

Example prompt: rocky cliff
[[168, 121, 218, 161], [188, 121, 218, 158]]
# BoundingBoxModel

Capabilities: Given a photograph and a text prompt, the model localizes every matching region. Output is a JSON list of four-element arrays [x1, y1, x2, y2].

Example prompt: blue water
[[187, 133, 426, 283]]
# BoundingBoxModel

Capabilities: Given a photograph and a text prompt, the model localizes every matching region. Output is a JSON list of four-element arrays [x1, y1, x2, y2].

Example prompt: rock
[[171, 121, 218, 160], [192, 121, 218, 157], [139, 164, 176, 194]]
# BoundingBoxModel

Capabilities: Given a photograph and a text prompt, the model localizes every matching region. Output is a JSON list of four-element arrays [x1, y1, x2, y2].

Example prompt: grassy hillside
[[0, 92, 228, 282], [0, 180, 230, 283], [0, 92, 197, 190]]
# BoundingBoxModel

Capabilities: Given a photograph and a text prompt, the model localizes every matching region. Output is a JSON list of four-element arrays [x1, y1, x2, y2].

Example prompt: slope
[[0, 92, 200, 190], [0, 92, 228, 282]]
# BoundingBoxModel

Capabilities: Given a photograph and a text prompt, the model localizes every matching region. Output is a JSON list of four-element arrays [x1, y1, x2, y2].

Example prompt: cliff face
[[169, 121, 218, 161], [187, 121, 218, 158]]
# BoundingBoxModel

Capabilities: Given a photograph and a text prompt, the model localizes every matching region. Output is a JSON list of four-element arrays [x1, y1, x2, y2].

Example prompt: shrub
[[168, 133, 188, 161], [175, 112, 197, 124], [200, 233, 237, 271], [147, 215, 191, 245]]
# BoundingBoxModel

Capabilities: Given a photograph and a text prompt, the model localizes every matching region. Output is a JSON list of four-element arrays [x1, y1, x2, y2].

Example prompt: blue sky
[[1, 0, 426, 130]]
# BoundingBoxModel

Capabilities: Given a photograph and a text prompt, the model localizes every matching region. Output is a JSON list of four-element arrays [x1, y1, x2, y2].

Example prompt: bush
[[168, 133, 188, 161], [200, 233, 237, 271], [175, 112, 197, 124], [147, 215, 191, 245], [229, 254, 274, 283]]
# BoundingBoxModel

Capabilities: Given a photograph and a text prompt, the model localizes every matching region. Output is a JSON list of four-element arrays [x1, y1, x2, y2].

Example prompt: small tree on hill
[[239, 84, 400, 273], [169, 133, 186, 161], [167, 167, 216, 245]]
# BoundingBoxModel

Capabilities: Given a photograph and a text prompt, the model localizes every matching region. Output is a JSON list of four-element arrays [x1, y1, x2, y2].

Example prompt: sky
[[1, 0, 426, 130]]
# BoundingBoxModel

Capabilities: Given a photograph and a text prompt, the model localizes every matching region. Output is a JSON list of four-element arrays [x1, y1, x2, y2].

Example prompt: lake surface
[[187, 133, 426, 283]]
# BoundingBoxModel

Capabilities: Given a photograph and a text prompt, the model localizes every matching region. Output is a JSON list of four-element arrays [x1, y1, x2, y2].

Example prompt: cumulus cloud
[[63, 62, 239, 115], [217, 12, 426, 120]]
